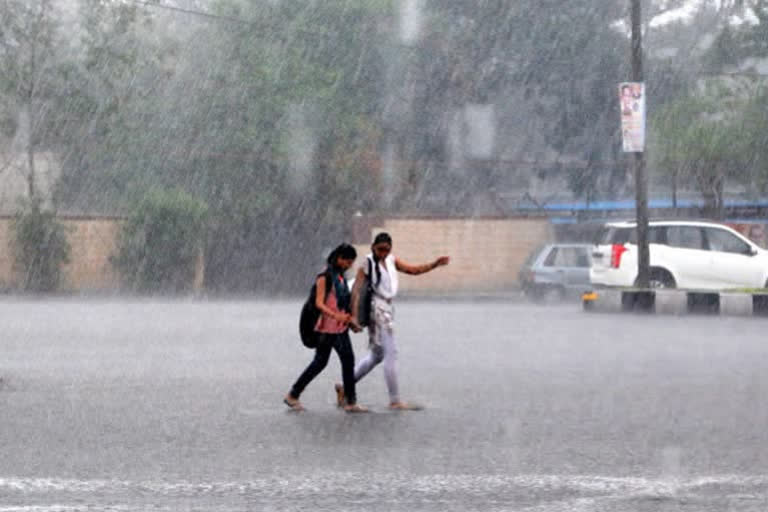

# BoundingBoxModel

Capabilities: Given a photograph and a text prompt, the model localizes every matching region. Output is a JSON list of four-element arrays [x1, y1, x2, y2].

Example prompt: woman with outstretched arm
[[337, 232, 449, 410]]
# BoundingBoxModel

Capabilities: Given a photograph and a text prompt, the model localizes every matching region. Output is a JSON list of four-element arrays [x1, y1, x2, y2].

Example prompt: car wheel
[[647, 268, 676, 289], [522, 285, 539, 302]]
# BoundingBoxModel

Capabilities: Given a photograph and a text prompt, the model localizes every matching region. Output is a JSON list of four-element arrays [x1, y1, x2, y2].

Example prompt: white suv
[[590, 220, 768, 290]]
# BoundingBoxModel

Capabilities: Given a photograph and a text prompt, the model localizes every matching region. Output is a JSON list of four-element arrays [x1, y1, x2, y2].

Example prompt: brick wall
[[352, 217, 554, 293]]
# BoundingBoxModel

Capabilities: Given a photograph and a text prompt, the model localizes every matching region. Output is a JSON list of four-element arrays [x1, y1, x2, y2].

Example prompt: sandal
[[334, 383, 346, 408], [283, 395, 305, 412]]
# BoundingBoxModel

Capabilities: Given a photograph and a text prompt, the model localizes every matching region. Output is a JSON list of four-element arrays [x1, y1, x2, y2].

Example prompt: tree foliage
[[3, 0, 768, 293], [113, 188, 208, 293], [651, 0, 768, 215], [652, 85, 755, 217], [0, 0, 66, 199], [12, 198, 71, 292], [396, 0, 630, 202]]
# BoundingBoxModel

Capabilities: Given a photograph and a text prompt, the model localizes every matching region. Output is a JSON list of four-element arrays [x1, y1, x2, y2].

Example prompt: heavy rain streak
[[1, 0, 767, 511]]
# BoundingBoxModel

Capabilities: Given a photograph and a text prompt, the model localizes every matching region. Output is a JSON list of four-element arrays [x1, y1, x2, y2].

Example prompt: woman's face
[[372, 243, 392, 260], [336, 256, 355, 271]]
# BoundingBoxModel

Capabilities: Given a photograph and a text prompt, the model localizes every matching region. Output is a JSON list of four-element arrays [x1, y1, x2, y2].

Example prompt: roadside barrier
[[583, 289, 768, 317]]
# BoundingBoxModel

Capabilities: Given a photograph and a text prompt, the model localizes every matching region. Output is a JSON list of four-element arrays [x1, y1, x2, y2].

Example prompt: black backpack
[[299, 270, 333, 349]]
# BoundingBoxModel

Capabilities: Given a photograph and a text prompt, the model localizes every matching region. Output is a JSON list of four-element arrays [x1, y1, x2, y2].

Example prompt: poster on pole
[[619, 82, 645, 152]]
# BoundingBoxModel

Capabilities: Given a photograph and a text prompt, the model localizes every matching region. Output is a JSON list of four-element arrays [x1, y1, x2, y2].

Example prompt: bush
[[114, 188, 208, 293], [12, 200, 71, 292]]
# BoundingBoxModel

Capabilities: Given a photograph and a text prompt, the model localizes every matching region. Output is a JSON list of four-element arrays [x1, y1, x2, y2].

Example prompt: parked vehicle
[[519, 243, 592, 301], [590, 220, 768, 290]]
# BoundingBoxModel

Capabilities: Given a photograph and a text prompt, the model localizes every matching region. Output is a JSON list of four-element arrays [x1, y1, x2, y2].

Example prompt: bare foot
[[344, 403, 369, 413], [283, 394, 305, 412], [389, 401, 423, 411], [334, 383, 346, 408]]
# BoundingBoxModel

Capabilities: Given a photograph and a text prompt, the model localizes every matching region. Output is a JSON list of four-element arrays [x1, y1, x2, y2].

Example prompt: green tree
[[113, 188, 208, 293], [651, 31, 768, 214], [171, 0, 392, 291], [396, 0, 629, 202], [54, 0, 171, 211], [12, 198, 71, 292], [739, 86, 768, 193], [0, 0, 63, 200], [652, 90, 752, 218], [705, 1, 768, 70]]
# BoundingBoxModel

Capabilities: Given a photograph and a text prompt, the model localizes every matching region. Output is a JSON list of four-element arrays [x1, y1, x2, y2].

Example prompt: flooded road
[[1, 298, 767, 511]]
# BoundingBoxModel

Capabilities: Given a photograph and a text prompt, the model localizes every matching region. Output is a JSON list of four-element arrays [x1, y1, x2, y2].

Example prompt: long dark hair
[[371, 232, 392, 287], [323, 243, 355, 311], [326, 243, 357, 268]]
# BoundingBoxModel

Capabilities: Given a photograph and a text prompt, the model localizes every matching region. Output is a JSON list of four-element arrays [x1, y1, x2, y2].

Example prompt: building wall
[[353, 217, 554, 293]]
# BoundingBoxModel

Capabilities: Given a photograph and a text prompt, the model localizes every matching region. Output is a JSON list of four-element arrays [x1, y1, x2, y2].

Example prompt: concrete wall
[[0, 216, 205, 292], [59, 218, 122, 291], [1, 215, 551, 293], [353, 217, 554, 293], [0, 216, 122, 291], [0, 218, 14, 288]]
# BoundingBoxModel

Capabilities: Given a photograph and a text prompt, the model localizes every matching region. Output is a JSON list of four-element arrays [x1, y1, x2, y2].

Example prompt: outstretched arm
[[395, 256, 450, 275]]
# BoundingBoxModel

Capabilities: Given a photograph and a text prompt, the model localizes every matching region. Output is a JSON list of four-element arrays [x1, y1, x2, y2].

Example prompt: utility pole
[[630, 0, 650, 288]]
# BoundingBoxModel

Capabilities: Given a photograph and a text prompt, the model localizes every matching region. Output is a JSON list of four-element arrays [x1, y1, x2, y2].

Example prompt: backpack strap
[[367, 255, 380, 291], [367, 257, 373, 288]]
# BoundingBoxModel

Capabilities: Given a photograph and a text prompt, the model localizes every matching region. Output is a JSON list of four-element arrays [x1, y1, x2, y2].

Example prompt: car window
[[575, 248, 590, 267], [704, 227, 751, 254], [543, 247, 558, 267], [667, 226, 704, 250], [552, 247, 580, 267], [600, 227, 635, 244], [542, 246, 590, 267], [648, 226, 666, 244]]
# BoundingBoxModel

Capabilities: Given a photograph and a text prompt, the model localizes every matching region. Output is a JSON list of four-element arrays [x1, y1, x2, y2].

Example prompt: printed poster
[[619, 82, 645, 152]]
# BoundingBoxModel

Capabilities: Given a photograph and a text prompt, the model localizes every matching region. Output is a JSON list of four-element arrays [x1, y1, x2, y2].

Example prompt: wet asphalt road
[[1, 297, 767, 511]]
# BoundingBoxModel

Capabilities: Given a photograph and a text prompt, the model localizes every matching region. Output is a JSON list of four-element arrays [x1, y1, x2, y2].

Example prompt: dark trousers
[[290, 332, 357, 405]]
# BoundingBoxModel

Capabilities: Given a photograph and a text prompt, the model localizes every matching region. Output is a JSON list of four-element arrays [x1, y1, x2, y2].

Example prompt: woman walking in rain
[[338, 232, 449, 410], [284, 243, 368, 413]]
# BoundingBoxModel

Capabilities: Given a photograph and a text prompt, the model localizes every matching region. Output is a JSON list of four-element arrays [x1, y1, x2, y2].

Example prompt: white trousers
[[354, 299, 399, 403]]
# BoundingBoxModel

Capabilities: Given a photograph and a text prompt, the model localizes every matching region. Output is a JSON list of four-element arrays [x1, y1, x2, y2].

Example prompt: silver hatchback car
[[518, 243, 593, 301]]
